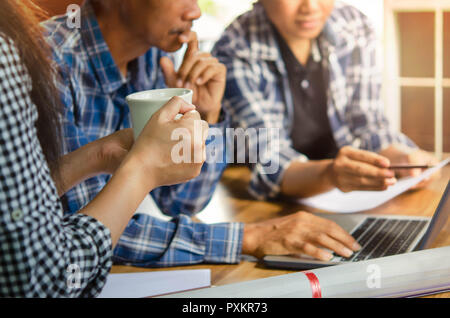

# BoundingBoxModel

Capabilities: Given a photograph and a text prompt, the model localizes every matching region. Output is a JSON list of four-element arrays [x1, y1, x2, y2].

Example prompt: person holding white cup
[[42, 0, 239, 267], [126, 88, 194, 138]]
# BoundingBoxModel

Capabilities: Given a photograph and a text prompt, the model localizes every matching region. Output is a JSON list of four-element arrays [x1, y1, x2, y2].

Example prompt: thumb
[[158, 96, 196, 121], [411, 168, 422, 177], [160, 56, 177, 87]]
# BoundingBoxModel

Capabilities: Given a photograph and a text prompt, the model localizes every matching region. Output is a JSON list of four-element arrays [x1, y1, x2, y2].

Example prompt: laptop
[[262, 180, 450, 270]]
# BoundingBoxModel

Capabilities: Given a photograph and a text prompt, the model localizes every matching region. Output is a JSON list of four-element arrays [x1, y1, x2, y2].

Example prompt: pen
[[388, 165, 434, 169]]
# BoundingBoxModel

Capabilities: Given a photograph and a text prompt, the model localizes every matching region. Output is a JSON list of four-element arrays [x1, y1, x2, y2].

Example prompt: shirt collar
[[80, 1, 127, 94]]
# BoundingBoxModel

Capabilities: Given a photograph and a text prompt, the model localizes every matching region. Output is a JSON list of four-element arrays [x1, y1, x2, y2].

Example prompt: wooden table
[[112, 165, 450, 298]]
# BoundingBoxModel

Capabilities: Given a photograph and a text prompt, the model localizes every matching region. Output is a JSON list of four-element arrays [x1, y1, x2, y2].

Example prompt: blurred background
[[34, 0, 450, 158]]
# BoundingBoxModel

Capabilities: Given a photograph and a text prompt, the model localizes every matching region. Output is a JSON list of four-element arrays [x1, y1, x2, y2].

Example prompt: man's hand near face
[[160, 32, 226, 124]]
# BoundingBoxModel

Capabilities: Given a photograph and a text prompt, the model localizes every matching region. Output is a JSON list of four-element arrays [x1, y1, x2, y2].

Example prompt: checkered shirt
[[0, 34, 112, 297]]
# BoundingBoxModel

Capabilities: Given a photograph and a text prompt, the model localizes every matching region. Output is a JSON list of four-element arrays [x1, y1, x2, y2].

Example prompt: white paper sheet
[[97, 269, 211, 298], [298, 158, 450, 213]]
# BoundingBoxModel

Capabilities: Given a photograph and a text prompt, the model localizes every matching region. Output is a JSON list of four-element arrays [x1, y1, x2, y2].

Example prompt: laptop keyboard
[[335, 217, 428, 262]]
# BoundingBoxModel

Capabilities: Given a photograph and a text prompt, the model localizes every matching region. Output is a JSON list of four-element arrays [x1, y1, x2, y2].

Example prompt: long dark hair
[[0, 0, 62, 173]]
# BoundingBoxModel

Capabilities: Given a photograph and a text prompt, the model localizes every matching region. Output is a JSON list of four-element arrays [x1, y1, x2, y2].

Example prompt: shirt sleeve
[[112, 213, 244, 266], [0, 35, 112, 297]]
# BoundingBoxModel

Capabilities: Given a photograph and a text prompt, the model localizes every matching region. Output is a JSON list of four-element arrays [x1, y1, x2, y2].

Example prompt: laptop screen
[[416, 181, 450, 250]]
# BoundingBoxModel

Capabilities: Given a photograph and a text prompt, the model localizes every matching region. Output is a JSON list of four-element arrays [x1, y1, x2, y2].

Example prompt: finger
[[315, 219, 361, 252], [180, 109, 202, 122], [175, 32, 200, 86], [314, 233, 354, 258], [157, 96, 196, 121], [192, 134, 205, 164], [177, 52, 210, 85], [184, 58, 218, 86], [395, 167, 422, 178], [299, 243, 333, 261], [340, 158, 395, 179], [343, 175, 397, 191], [343, 147, 390, 168], [183, 31, 199, 58], [160, 57, 177, 87], [181, 117, 206, 164], [194, 64, 225, 86]]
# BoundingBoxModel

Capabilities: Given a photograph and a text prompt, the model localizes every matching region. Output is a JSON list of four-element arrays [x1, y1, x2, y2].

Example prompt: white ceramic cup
[[126, 88, 193, 138]]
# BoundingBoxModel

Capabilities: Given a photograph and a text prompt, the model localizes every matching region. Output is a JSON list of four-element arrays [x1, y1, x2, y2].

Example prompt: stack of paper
[[98, 269, 211, 298], [161, 247, 450, 298]]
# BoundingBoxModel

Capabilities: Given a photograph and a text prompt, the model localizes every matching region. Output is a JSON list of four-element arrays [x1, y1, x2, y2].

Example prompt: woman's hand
[[81, 96, 209, 246], [126, 96, 209, 189], [242, 211, 361, 261], [53, 95, 209, 197]]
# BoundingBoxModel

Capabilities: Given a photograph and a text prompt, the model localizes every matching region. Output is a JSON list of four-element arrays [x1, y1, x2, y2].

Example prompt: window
[[384, 0, 450, 158]]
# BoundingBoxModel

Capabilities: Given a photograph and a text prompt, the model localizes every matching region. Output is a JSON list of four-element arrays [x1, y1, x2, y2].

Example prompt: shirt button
[[301, 80, 310, 89], [11, 209, 23, 221]]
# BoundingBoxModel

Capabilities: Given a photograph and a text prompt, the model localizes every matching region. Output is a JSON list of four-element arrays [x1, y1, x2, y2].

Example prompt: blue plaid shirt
[[212, 2, 416, 200], [42, 1, 243, 267]]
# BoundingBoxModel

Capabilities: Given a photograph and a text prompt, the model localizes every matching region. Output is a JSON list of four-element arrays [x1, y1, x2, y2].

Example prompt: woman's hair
[[0, 0, 62, 173]]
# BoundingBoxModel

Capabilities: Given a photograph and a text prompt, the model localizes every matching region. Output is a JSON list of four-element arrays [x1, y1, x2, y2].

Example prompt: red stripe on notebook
[[303, 271, 322, 298]]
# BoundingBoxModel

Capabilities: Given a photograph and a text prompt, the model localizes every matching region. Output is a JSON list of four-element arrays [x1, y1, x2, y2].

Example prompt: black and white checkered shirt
[[0, 34, 112, 297]]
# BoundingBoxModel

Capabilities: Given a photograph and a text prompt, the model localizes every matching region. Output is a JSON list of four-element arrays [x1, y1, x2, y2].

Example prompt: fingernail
[[320, 251, 333, 261], [352, 242, 362, 251], [380, 158, 390, 168], [196, 78, 203, 85], [179, 34, 189, 42], [385, 170, 395, 178], [185, 82, 191, 89], [342, 247, 353, 258], [386, 177, 397, 185], [176, 79, 183, 87]]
